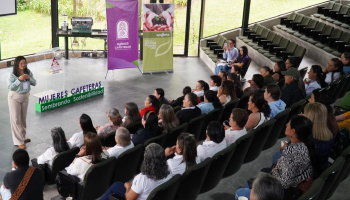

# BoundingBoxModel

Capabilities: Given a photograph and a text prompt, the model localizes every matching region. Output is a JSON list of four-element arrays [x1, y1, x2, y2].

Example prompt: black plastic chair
[[299, 67, 308, 79], [219, 98, 240, 123], [223, 128, 256, 178], [165, 123, 189, 148], [244, 118, 276, 163], [278, 78, 286, 90], [187, 114, 207, 142], [237, 94, 250, 111], [173, 105, 182, 113], [103, 131, 117, 147], [200, 143, 237, 193], [279, 99, 306, 138], [297, 178, 324, 200], [338, 74, 350, 99], [241, 57, 252, 78], [175, 158, 212, 200], [146, 174, 182, 200], [199, 108, 223, 141], [341, 146, 350, 181], [330, 76, 346, 104], [318, 157, 345, 200], [125, 120, 143, 134], [144, 132, 168, 148], [263, 108, 291, 150], [112, 144, 144, 183]]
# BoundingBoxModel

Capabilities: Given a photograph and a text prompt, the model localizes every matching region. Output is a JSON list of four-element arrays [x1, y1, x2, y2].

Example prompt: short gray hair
[[251, 172, 284, 200], [115, 127, 131, 147]]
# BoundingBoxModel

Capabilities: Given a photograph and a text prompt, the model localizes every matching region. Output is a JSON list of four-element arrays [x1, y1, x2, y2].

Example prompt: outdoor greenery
[[0, 0, 327, 59]]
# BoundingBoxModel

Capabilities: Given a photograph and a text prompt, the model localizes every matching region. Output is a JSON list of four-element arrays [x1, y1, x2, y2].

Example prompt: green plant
[[175, 0, 187, 6], [17, 0, 31, 11]]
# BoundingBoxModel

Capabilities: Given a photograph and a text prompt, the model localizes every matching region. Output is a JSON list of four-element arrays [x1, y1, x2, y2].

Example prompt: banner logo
[[117, 20, 129, 40]]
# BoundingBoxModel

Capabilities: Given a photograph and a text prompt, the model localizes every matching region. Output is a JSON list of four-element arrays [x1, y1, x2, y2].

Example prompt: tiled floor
[[0, 56, 348, 200]]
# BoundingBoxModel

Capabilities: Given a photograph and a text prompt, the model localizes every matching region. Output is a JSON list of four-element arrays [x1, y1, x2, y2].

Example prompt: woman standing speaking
[[8, 56, 36, 149]]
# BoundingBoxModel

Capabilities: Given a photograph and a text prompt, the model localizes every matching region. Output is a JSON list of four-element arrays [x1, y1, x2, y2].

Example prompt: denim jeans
[[235, 182, 251, 200], [100, 182, 126, 200], [215, 64, 231, 74]]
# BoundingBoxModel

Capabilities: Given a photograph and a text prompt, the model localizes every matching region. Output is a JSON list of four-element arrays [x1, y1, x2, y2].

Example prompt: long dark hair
[[124, 102, 142, 127], [290, 115, 322, 178], [143, 110, 161, 133], [261, 66, 273, 75], [84, 132, 102, 164], [198, 80, 209, 91], [311, 65, 327, 88], [148, 95, 160, 113], [330, 58, 344, 83], [51, 127, 70, 153], [204, 90, 222, 109], [250, 92, 271, 118], [228, 73, 243, 96], [80, 114, 97, 135], [276, 60, 286, 72], [287, 57, 298, 68], [241, 46, 248, 57], [141, 143, 170, 180], [186, 93, 198, 106], [13, 56, 29, 77], [177, 133, 197, 169]]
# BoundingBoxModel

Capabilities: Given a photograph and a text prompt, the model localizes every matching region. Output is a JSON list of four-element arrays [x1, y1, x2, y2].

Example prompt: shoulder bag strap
[[10, 167, 36, 200]]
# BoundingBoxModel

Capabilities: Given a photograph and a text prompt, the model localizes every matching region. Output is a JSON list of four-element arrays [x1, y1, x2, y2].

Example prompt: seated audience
[[67, 113, 97, 148], [260, 66, 274, 87], [309, 89, 339, 137], [198, 90, 222, 114], [122, 102, 142, 128], [96, 108, 122, 137], [106, 127, 134, 158], [132, 111, 162, 146], [37, 127, 70, 167], [304, 103, 334, 171], [244, 74, 264, 95], [341, 52, 350, 74], [214, 39, 239, 74], [176, 93, 201, 124], [217, 80, 236, 106], [231, 46, 249, 74], [264, 85, 286, 118], [100, 143, 172, 200], [245, 92, 271, 130], [281, 67, 305, 108], [153, 88, 170, 107], [158, 104, 180, 133], [285, 57, 298, 70], [197, 121, 227, 162], [218, 70, 228, 82], [65, 132, 102, 182], [224, 108, 249, 145], [209, 75, 222, 92], [169, 86, 191, 107], [227, 72, 243, 98], [336, 111, 350, 132], [165, 133, 200, 175], [304, 65, 327, 96], [192, 80, 209, 97], [272, 60, 286, 81], [1, 149, 44, 200], [324, 58, 343, 84], [140, 95, 160, 116]]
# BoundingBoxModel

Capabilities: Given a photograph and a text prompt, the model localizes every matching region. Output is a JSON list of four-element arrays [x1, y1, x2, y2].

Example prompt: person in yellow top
[[336, 111, 350, 131]]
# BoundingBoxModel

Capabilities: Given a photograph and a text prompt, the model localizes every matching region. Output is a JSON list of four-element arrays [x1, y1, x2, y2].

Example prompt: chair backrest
[[173, 105, 182, 113], [256, 26, 264, 35], [315, 22, 326, 32], [223, 128, 256, 178], [214, 34, 221, 43], [241, 57, 252, 78], [339, 5, 349, 15], [251, 24, 259, 32], [166, 123, 189, 147], [331, 3, 342, 12], [50, 147, 80, 184], [339, 32, 350, 43], [103, 131, 117, 147], [330, 29, 343, 39], [219, 98, 240, 123], [300, 16, 311, 26], [280, 99, 306, 138], [244, 118, 276, 163], [278, 78, 286, 90], [80, 157, 117, 200], [294, 14, 304, 23], [126, 120, 143, 134], [237, 94, 250, 110], [175, 158, 212, 200], [330, 76, 346, 103], [112, 144, 144, 183], [285, 41, 298, 53], [200, 143, 237, 193], [297, 178, 324, 200], [263, 108, 291, 150], [272, 34, 282, 45], [307, 19, 318, 29], [261, 29, 270, 38], [339, 74, 350, 98], [321, 25, 334, 36], [219, 38, 227, 47], [328, 78, 341, 96], [318, 157, 345, 200], [325, 1, 335, 10], [144, 132, 168, 148], [187, 114, 207, 142], [266, 32, 276, 42], [199, 108, 223, 141], [146, 174, 182, 200], [279, 38, 290, 49], [294, 46, 306, 60], [288, 12, 298, 20], [340, 145, 350, 181], [299, 67, 308, 80]]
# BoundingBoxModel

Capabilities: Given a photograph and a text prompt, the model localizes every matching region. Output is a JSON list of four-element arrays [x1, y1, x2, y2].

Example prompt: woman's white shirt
[[167, 153, 201, 175], [225, 128, 247, 146], [325, 72, 341, 84], [107, 142, 134, 158], [197, 139, 227, 162], [193, 90, 204, 97], [37, 146, 57, 166], [131, 173, 172, 200], [66, 156, 92, 182], [67, 131, 84, 148], [209, 86, 219, 92]]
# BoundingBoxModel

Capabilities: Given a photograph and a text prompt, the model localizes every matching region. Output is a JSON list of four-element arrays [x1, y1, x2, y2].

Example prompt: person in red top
[[140, 95, 160, 116]]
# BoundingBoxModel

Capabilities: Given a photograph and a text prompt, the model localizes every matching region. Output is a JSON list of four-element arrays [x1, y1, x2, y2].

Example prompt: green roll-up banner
[[142, 4, 174, 73]]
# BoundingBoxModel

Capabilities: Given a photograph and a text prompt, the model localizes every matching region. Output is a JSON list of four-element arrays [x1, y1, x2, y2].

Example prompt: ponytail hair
[[250, 92, 271, 118], [198, 80, 209, 91], [311, 65, 327, 88], [177, 133, 197, 169], [261, 66, 273, 75], [204, 90, 222, 109]]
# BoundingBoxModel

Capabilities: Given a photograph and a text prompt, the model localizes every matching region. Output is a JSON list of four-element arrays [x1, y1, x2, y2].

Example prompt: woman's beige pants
[[8, 91, 29, 145]]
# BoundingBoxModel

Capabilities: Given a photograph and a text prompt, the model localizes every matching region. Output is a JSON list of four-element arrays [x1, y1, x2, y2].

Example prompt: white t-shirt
[[325, 72, 341, 84], [66, 156, 93, 182], [197, 139, 227, 162], [209, 86, 219, 92], [225, 128, 247, 146], [167, 153, 201, 175], [131, 173, 172, 200], [37, 146, 57, 166], [67, 131, 84, 148], [107, 142, 134, 159], [193, 90, 204, 97]]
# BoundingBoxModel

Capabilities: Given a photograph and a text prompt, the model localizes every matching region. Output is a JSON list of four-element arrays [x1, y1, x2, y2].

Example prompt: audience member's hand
[[12, 161, 17, 170], [248, 80, 252, 84], [66, 137, 69, 141], [124, 182, 132, 191], [95, 126, 100, 130], [18, 74, 29, 81], [303, 79, 310, 84], [281, 141, 288, 150], [78, 146, 86, 157], [233, 58, 237, 63], [168, 100, 173, 103], [165, 146, 176, 156], [272, 73, 279, 81], [223, 124, 230, 130]]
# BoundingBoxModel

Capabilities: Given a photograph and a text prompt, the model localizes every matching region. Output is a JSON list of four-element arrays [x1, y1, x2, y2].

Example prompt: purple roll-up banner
[[106, 0, 139, 70]]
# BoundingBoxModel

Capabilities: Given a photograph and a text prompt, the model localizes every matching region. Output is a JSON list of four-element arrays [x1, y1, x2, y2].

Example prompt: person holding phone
[[214, 39, 239, 74], [8, 56, 36, 149]]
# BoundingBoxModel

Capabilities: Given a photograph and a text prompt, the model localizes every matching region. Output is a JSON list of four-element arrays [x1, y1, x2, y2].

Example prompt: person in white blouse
[[304, 65, 327, 95], [65, 132, 102, 182], [165, 133, 200, 175], [209, 75, 222, 92], [67, 113, 97, 148], [324, 58, 343, 84], [37, 127, 70, 167], [105, 127, 134, 158], [192, 80, 209, 97], [197, 121, 227, 162], [224, 108, 249, 146]]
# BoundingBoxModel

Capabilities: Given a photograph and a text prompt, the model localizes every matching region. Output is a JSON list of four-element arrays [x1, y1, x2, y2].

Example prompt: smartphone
[[224, 43, 227, 47], [224, 120, 229, 126]]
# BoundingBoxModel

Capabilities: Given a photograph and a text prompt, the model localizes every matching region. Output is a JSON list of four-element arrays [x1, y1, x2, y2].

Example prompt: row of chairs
[[239, 23, 306, 64], [323, 72, 350, 104], [313, 1, 350, 30]]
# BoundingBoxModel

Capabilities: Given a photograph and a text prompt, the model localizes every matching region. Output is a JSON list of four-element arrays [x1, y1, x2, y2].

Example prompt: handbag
[[10, 167, 36, 200]]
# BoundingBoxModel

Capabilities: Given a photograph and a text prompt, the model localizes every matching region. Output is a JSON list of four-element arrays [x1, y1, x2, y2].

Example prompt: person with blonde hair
[[304, 102, 333, 171], [158, 104, 179, 133]]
